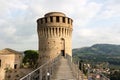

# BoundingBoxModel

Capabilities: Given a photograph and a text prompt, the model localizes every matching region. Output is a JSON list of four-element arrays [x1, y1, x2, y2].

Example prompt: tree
[[23, 50, 39, 68]]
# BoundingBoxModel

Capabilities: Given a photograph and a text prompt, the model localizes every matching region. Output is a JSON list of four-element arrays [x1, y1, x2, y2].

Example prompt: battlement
[[37, 12, 73, 28]]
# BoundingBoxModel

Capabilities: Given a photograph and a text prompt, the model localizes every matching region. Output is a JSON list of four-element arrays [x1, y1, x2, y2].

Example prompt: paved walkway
[[52, 57, 76, 80]]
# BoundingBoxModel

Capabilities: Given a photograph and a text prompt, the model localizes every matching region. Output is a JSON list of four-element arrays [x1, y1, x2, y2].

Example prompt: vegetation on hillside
[[73, 44, 120, 68], [72, 44, 120, 79]]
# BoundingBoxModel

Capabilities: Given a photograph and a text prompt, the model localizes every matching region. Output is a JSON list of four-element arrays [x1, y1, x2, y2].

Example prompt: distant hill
[[73, 44, 120, 56], [72, 44, 120, 68]]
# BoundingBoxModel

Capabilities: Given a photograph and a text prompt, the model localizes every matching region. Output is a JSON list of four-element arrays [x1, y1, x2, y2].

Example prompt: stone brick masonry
[[37, 12, 73, 65]]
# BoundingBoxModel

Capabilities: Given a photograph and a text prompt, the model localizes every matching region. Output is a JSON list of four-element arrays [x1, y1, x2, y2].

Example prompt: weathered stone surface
[[52, 57, 76, 80], [0, 48, 22, 80], [37, 12, 73, 65]]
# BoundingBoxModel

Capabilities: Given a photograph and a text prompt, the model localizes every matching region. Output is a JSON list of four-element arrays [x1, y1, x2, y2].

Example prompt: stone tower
[[37, 12, 73, 65]]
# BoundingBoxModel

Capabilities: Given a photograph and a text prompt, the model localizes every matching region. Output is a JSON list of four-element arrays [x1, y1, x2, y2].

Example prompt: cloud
[[0, 0, 120, 50], [97, 0, 120, 19], [72, 24, 120, 48], [3, 26, 16, 36]]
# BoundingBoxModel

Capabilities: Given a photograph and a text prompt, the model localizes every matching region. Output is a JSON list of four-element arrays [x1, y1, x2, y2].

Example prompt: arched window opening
[[61, 38, 65, 57], [14, 64, 17, 69]]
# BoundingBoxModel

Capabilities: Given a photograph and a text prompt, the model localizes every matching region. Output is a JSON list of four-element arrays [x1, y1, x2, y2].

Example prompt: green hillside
[[72, 44, 120, 68]]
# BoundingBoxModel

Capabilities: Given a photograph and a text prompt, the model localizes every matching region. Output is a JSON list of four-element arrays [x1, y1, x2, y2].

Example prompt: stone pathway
[[51, 57, 76, 80]]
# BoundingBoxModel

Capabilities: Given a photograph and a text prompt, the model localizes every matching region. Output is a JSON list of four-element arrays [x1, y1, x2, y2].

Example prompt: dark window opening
[[68, 18, 70, 24], [0, 60, 1, 67], [14, 64, 17, 69], [56, 16, 59, 22], [61, 50, 65, 57], [63, 17, 65, 23], [41, 19, 43, 24], [45, 17, 47, 23], [50, 16, 53, 22]]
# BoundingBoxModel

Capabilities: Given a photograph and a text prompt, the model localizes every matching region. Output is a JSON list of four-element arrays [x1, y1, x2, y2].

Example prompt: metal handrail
[[66, 54, 110, 80], [66, 54, 82, 80], [20, 54, 61, 80]]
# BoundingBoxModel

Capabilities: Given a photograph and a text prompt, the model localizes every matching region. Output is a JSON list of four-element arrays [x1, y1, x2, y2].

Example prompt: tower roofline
[[45, 12, 66, 17]]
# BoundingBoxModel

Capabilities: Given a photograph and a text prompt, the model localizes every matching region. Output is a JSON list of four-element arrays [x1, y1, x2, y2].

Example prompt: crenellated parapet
[[37, 12, 73, 28]]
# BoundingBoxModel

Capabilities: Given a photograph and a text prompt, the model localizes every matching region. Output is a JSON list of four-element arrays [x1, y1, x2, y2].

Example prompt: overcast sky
[[0, 0, 120, 50]]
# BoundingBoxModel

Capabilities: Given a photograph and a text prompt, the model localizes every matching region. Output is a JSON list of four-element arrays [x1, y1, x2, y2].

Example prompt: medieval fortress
[[37, 12, 73, 64], [0, 12, 73, 80]]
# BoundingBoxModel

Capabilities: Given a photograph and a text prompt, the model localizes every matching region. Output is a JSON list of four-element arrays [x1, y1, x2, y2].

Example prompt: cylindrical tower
[[37, 12, 73, 65]]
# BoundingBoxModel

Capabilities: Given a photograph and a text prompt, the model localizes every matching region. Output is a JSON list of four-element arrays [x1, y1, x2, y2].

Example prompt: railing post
[[20, 54, 61, 80], [50, 66, 52, 80], [28, 74, 31, 80], [51, 66, 52, 75], [78, 61, 79, 80], [40, 68, 42, 80], [46, 68, 47, 80]]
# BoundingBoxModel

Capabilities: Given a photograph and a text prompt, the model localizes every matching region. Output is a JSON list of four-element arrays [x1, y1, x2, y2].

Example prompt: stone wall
[[0, 48, 23, 80], [5, 68, 33, 80]]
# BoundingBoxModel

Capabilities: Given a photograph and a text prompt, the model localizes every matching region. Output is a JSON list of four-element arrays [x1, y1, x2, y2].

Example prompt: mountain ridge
[[73, 44, 120, 55]]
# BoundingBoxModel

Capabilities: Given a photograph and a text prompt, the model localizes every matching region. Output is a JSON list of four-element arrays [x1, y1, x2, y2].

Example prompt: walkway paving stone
[[51, 57, 76, 80]]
